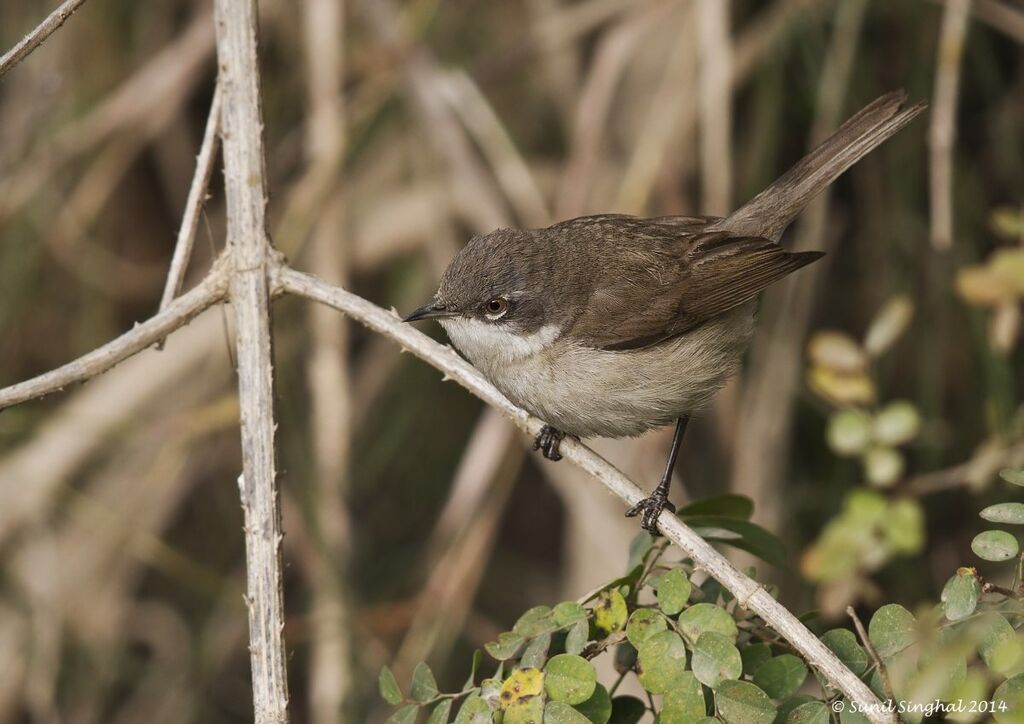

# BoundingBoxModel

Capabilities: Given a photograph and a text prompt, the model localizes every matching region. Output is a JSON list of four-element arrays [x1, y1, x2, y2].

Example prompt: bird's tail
[[719, 91, 926, 240]]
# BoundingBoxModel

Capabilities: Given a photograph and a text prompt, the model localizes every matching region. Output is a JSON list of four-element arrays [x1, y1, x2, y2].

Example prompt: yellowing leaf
[[991, 206, 1024, 238], [499, 668, 544, 709], [807, 331, 867, 373], [808, 366, 875, 406], [863, 446, 905, 488], [991, 248, 1024, 293]]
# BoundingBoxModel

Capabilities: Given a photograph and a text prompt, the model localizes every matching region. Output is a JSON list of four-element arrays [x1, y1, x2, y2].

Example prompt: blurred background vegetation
[[0, 0, 1022, 721]]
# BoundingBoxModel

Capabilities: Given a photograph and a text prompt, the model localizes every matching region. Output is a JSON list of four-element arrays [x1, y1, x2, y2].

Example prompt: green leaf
[[977, 613, 1024, 676], [1001, 468, 1024, 487], [506, 695, 545, 724], [379, 665, 403, 705], [994, 673, 1024, 723], [613, 642, 637, 673], [714, 680, 776, 724], [427, 700, 454, 724], [486, 631, 526, 661], [608, 696, 646, 724], [659, 671, 706, 722], [820, 629, 869, 676], [516, 606, 558, 637], [867, 604, 917, 659], [480, 678, 502, 709], [751, 654, 807, 700], [573, 683, 612, 724], [657, 569, 692, 615], [522, 632, 553, 670], [941, 568, 981, 621], [544, 654, 597, 705], [464, 650, 483, 691], [565, 619, 589, 656], [741, 642, 772, 676], [862, 445, 904, 488], [386, 704, 419, 724], [943, 669, 987, 721], [677, 603, 739, 644], [776, 695, 816, 721], [972, 530, 1020, 561], [678, 494, 754, 520], [784, 701, 830, 724], [627, 531, 655, 570], [691, 631, 742, 688], [455, 696, 493, 724], [626, 608, 668, 647], [543, 700, 590, 724], [981, 503, 1024, 525], [827, 409, 873, 456], [553, 602, 588, 628], [873, 401, 921, 446], [594, 589, 629, 634], [681, 516, 786, 567], [637, 630, 688, 694], [838, 701, 871, 724], [411, 662, 439, 703]]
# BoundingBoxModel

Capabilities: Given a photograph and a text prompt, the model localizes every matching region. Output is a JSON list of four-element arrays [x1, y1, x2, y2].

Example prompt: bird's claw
[[625, 490, 676, 534], [533, 425, 566, 461]]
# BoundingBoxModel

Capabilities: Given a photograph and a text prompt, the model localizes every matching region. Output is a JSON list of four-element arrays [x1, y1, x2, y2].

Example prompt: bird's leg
[[533, 424, 568, 461], [626, 416, 690, 534]]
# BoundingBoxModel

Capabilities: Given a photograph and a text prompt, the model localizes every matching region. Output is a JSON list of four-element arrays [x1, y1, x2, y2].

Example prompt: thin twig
[[0, 0, 90, 78], [157, 84, 223, 326], [0, 264, 228, 412], [972, 568, 1021, 599], [276, 265, 895, 724], [212, 0, 290, 720], [929, 0, 970, 251], [847, 606, 895, 704], [905, 439, 1024, 495], [0, 6, 215, 223]]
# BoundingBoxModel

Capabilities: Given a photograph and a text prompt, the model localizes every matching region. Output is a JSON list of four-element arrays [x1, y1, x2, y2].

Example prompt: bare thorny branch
[[0, 4, 900, 724]]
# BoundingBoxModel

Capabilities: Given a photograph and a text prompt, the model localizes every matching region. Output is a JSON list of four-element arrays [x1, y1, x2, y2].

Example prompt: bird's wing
[[567, 228, 823, 351]]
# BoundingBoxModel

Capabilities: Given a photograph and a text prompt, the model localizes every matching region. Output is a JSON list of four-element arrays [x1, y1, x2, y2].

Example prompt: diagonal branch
[[274, 265, 895, 724], [158, 84, 223, 320], [0, 0, 91, 78], [0, 264, 228, 412]]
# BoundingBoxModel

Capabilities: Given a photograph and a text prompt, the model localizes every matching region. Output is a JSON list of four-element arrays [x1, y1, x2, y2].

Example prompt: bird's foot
[[625, 489, 676, 534], [533, 425, 567, 461]]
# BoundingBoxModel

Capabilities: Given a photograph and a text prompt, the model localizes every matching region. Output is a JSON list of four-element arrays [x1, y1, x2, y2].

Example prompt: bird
[[404, 91, 925, 533]]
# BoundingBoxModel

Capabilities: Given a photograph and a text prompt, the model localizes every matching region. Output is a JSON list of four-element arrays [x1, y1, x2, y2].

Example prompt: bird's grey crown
[[435, 227, 559, 336]]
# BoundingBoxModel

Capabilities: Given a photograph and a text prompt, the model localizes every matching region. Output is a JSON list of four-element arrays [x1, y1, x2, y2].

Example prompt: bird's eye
[[483, 297, 509, 319]]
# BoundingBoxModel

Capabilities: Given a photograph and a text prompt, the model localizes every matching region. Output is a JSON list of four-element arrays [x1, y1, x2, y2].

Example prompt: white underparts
[[440, 306, 757, 439]]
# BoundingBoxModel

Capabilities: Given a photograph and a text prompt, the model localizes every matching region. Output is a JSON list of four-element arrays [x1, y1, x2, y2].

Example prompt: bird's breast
[[441, 307, 755, 439]]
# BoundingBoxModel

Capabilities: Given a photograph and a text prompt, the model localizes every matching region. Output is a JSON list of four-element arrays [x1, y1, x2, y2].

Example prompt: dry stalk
[[929, 0, 970, 251], [212, 0, 289, 719]]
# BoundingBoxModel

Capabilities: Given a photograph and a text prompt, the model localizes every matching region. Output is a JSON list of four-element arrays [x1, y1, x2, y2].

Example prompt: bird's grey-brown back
[[417, 91, 926, 439], [431, 215, 798, 437]]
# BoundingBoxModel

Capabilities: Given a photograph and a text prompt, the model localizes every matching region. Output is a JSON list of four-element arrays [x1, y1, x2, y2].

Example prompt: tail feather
[[719, 91, 926, 239]]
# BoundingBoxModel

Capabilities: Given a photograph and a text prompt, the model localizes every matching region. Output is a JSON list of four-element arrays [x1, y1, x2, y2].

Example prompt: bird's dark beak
[[403, 301, 459, 323]]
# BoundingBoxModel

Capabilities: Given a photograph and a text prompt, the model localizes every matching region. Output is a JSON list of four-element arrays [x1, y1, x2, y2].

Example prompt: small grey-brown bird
[[405, 91, 925, 532]]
